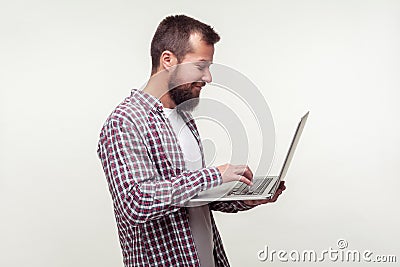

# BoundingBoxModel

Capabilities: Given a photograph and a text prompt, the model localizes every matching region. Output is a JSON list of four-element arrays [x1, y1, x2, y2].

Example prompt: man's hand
[[243, 181, 286, 206], [216, 164, 253, 186]]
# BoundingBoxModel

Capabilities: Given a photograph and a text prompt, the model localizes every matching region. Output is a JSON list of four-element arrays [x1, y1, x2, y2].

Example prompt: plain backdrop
[[1, 0, 399, 266]]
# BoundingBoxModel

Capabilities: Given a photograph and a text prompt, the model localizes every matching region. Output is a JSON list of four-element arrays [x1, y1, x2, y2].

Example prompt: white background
[[1, 0, 399, 266]]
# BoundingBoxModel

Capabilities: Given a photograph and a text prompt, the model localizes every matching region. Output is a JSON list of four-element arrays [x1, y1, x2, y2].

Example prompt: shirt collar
[[130, 89, 164, 113]]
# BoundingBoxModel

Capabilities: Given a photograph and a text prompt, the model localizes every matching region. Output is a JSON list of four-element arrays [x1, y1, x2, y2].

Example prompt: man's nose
[[202, 68, 212, 83]]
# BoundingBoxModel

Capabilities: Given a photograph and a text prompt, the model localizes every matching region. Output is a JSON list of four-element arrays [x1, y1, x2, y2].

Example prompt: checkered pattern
[[97, 89, 254, 266]]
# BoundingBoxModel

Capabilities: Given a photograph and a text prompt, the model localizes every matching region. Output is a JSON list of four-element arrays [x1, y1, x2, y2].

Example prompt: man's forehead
[[180, 33, 213, 61], [181, 56, 213, 65]]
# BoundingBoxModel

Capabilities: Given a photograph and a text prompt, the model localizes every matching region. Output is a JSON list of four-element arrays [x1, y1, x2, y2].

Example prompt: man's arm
[[98, 118, 223, 226]]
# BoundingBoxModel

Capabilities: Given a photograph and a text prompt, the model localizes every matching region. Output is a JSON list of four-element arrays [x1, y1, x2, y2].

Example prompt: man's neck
[[143, 71, 176, 109]]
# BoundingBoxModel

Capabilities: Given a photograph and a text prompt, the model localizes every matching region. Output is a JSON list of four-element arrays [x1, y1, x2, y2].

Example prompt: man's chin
[[168, 85, 201, 112], [176, 98, 200, 112]]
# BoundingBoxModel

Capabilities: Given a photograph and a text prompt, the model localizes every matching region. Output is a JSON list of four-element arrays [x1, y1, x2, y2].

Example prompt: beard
[[168, 81, 205, 112]]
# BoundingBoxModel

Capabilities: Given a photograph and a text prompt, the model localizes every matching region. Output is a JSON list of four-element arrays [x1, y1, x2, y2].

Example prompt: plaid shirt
[[97, 89, 254, 267]]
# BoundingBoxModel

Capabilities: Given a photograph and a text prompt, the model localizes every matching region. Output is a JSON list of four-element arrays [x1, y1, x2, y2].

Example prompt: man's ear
[[160, 50, 178, 71]]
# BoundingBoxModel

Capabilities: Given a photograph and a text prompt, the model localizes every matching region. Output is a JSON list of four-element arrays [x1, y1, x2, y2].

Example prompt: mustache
[[192, 81, 206, 87]]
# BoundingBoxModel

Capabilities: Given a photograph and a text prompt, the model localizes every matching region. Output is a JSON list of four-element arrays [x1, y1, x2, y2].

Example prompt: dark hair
[[150, 14, 220, 74]]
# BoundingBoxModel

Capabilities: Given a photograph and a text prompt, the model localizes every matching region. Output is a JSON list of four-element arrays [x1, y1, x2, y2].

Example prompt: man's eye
[[196, 65, 205, 70]]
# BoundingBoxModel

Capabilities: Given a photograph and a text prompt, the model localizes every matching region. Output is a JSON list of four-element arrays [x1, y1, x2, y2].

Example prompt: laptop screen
[[278, 112, 309, 180]]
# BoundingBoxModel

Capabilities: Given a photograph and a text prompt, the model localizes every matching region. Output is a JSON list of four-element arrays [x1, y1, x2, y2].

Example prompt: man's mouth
[[192, 82, 205, 91]]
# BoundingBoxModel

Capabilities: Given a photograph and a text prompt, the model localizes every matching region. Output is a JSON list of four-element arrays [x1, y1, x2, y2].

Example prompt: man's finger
[[270, 194, 279, 202], [271, 190, 283, 202], [244, 199, 270, 206], [238, 175, 253, 186], [279, 181, 286, 190], [246, 165, 253, 179], [241, 166, 253, 181]]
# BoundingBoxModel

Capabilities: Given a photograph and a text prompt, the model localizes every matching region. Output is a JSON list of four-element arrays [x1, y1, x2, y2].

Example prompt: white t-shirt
[[163, 107, 215, 267]]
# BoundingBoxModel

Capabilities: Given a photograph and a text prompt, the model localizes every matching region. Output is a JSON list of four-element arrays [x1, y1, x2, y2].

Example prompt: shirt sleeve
[[98, 118, 223, 226]]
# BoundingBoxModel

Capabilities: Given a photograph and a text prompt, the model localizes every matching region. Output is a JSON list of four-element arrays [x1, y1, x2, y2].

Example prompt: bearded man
[[97, 14, 285, 267]]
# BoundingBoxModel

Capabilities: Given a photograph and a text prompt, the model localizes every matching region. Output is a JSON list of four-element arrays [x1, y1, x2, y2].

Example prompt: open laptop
[[189, 111, 309, 203]]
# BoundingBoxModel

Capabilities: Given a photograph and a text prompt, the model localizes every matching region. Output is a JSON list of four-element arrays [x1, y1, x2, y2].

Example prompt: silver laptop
[[189, 111, 309, 203]]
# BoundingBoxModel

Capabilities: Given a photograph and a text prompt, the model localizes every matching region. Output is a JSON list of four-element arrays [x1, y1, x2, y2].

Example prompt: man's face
[[168, 33, 214, 111]]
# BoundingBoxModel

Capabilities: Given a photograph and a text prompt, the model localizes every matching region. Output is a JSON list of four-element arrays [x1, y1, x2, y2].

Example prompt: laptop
[[188, 111, 309, 203]]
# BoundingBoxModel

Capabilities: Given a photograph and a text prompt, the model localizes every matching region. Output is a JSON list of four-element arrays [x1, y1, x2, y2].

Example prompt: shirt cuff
[[201, 166, 223, 191]]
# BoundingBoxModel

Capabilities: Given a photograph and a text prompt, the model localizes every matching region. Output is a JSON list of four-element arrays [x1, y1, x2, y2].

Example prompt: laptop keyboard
[[227, 178, 273, 196]]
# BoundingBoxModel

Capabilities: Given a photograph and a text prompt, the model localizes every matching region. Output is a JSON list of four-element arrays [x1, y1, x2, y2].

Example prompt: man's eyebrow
[[197, 59, 213, 64]]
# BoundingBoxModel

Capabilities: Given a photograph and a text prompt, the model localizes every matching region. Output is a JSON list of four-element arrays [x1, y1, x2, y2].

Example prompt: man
[[97, 14, 286, 267]]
